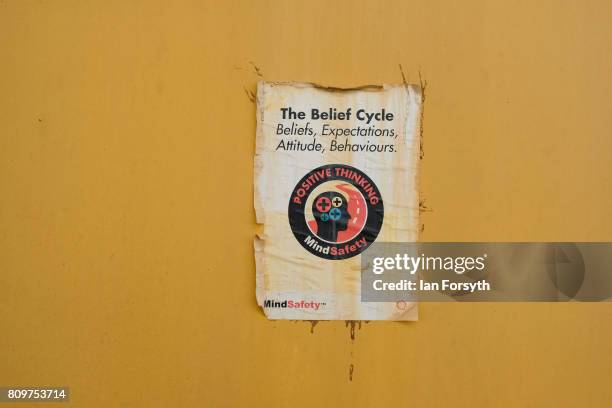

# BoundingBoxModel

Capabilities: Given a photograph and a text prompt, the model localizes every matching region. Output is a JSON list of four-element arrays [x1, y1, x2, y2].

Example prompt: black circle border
[[288, 164, 384, 260]]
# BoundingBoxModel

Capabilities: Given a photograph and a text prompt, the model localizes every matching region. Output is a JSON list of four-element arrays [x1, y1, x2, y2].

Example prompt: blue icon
[[320, 213, 330, 221], [329, 208, 341, 221]]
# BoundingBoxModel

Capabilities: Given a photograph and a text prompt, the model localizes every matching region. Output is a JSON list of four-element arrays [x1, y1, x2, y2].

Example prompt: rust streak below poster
[[254, 81, 421, 320]]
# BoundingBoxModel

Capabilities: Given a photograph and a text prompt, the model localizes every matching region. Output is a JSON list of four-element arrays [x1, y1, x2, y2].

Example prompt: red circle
[[315, 197, 332, 213]]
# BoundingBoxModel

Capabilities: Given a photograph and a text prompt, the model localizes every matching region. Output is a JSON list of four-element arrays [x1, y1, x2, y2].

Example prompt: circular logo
[[288, 164, 384, 260]]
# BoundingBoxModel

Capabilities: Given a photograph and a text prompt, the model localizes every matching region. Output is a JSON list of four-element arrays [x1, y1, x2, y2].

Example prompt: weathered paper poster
[[255, 81, 421, 320]]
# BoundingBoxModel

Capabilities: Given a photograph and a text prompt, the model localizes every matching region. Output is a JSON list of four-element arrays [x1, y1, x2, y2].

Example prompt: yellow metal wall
[[1, 1, 611, 406]]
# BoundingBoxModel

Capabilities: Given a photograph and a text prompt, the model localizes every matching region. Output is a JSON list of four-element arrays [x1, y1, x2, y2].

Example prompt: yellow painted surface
[[1, 1, 611, 406]]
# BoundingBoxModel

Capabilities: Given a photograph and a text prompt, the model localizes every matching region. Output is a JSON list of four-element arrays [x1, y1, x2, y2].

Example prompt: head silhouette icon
[[312, 191, 351, 242]]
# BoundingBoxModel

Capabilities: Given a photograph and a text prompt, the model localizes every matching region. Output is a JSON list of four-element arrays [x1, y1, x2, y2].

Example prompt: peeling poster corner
[[254, 81, 420, 321]]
